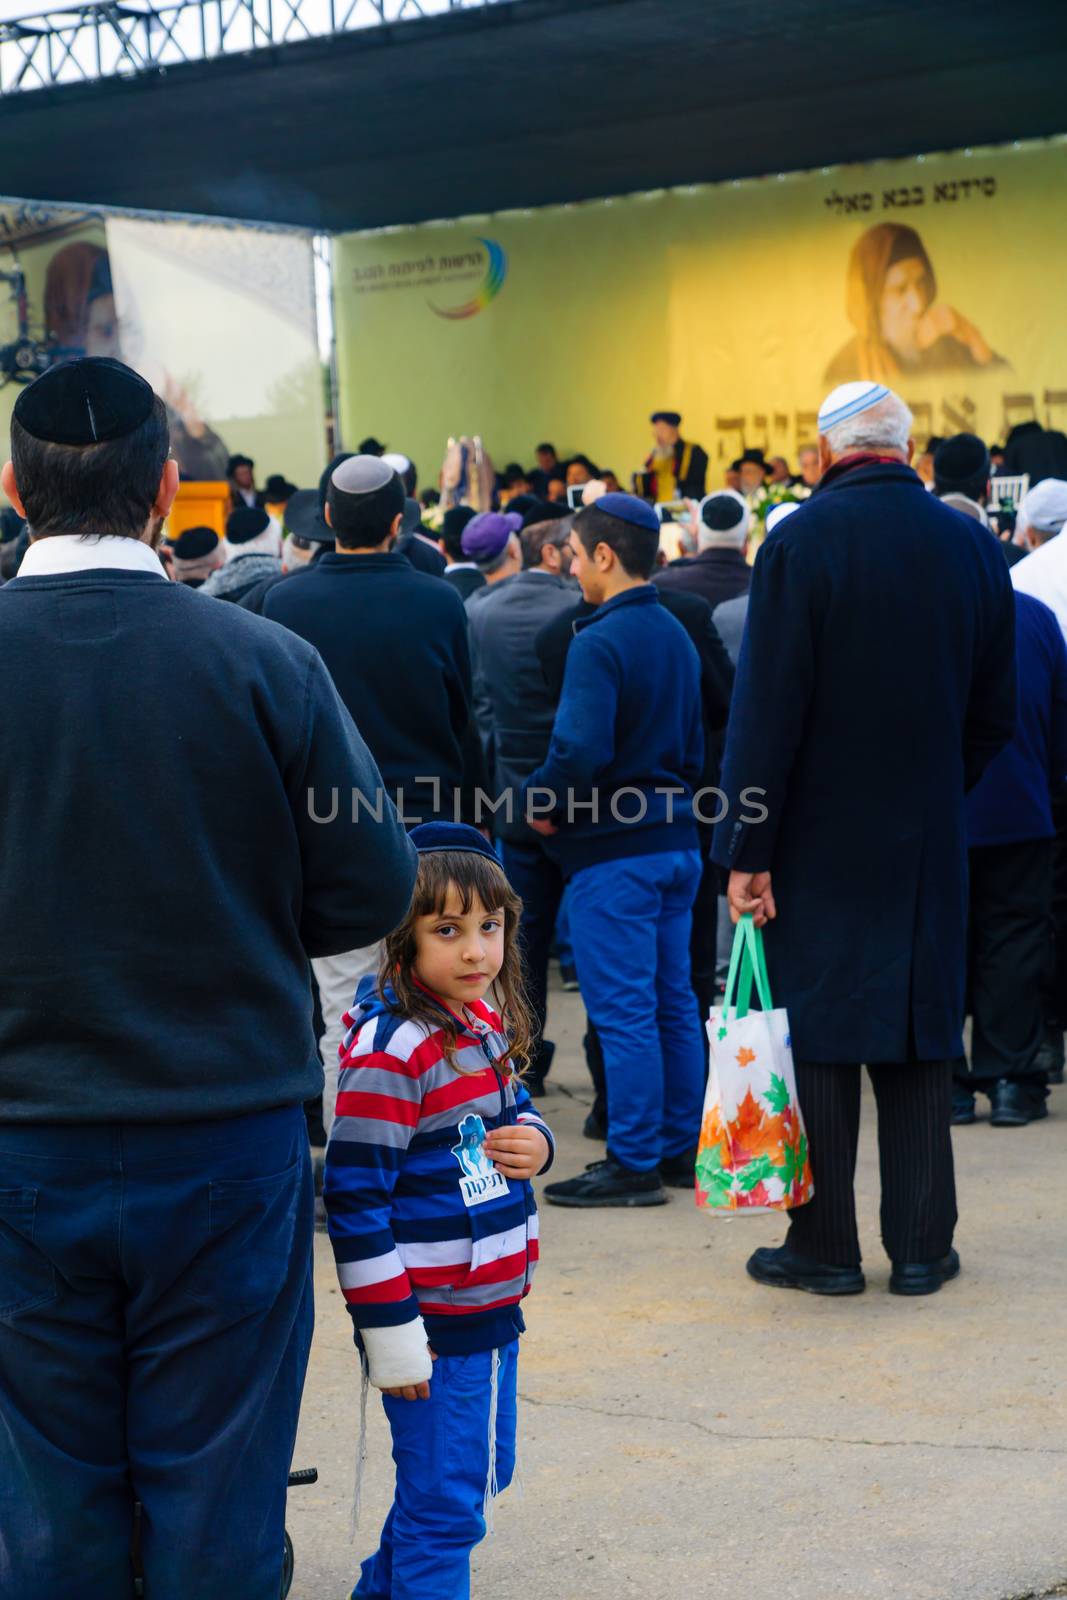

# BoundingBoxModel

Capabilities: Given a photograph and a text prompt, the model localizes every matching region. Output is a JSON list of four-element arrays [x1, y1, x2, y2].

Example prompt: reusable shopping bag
[[696, 914, 814, 1214]]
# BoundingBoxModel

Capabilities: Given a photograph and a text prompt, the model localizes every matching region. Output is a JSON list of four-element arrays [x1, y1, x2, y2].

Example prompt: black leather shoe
[[660, 1148, 697, 1188], [582, 1110, 607, 1141], [544, 1158, 668, 1208], [990, 1079, 1049, 1127], [889, 1248, 960, 1296], [951, 1090, 977, 1126], [746, 1244, 865, 1295]]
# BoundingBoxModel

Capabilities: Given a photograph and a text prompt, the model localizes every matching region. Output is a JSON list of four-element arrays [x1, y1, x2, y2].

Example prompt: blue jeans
[[355, 1340, 519, 1600], [567, 849, 706, 1170], [0, 1106, 314, 1599]]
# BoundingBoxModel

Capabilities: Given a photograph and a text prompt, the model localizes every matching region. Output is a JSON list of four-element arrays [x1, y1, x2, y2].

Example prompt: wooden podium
[[166, 481, 230, 543]]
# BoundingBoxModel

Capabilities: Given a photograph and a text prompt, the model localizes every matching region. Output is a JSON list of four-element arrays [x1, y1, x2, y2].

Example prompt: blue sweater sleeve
[[513, 1079, 555, 1174], [1048, 616, 1067, 787], [323, 1033, 423, 1332]]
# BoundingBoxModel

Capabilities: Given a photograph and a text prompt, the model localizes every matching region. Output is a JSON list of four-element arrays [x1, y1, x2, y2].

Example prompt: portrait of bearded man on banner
[[43, 240, 231, 480], [825, 222, 1008, 384]]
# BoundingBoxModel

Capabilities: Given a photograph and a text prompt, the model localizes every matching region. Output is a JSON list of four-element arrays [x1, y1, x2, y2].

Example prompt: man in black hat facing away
[[0, 357, 416, 1598], [643, 411, 708, 501]]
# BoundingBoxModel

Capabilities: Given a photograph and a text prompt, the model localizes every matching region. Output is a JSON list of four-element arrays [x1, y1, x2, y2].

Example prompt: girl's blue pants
[[354, 1339, 520, 1600]]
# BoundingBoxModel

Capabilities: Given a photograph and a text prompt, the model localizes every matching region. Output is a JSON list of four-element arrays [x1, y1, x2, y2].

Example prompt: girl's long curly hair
[[379, 849, 534, 1077]]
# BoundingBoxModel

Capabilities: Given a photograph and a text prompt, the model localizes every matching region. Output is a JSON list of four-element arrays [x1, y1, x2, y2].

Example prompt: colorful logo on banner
[[431, 237, 507, 320]]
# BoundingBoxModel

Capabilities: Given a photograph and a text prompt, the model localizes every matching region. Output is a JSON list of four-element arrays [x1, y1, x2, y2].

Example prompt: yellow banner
[[335, 138, 1067, 485]]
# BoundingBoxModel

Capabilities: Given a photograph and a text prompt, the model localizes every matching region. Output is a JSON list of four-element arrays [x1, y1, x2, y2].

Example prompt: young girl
[[324, 821, 554, 1600]]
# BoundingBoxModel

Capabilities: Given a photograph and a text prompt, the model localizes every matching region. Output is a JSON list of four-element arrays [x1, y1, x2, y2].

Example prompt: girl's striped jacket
[[323, 978, 554, 1362]]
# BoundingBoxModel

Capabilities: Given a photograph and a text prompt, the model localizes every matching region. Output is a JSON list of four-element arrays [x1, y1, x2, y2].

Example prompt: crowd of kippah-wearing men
[[0, 356, 1064, 1596]]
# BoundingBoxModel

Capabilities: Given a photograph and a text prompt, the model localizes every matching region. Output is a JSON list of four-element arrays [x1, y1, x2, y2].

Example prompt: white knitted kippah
[[817, 382, 890, 433]]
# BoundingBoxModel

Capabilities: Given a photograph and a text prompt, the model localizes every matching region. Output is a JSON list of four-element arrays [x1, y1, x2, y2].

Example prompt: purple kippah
[[461, 511, 522, 564]]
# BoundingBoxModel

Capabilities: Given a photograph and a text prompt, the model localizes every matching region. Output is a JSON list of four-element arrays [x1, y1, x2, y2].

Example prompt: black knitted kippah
[[169, 525, 219, 559], [933, 433, 989, 489], [226, 506, 270, 544], [13, 357, 154, 446]]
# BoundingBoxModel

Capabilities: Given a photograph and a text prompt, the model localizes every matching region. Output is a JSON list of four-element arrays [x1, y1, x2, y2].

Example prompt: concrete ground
[[288, 979, 1067, 1600]]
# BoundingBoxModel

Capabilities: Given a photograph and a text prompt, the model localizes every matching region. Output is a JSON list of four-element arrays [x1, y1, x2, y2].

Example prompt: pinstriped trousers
[[785, 1060, 958, 1268]]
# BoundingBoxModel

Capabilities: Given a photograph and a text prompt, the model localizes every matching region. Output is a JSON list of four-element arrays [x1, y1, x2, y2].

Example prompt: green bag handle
[[722, 914, 774, 1020]]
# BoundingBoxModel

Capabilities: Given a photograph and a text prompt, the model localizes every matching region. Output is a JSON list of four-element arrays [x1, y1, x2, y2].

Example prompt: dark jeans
[[1046, 794, 1067, 1029], [959, 837, 1053, 1089], [0, 1105, 314, 1599], [786, 1060, 957, 1269], [501, 836, 564, 1084]]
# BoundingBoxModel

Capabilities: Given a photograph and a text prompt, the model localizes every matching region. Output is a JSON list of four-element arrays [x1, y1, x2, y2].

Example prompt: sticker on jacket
[[451, 1114, 509, 1208]]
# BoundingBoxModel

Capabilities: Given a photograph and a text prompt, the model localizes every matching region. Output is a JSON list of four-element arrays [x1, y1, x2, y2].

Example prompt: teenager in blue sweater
[[324, 824, 553, 1600], [524, 493, 707, 1207]]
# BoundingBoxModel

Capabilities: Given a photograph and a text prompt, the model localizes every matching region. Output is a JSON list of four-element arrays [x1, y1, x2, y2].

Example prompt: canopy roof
[[2, 0, 1065, 230]]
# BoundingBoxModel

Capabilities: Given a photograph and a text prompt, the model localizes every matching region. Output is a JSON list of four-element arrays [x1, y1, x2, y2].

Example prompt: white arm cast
[[361, 1318, 434, 1389]]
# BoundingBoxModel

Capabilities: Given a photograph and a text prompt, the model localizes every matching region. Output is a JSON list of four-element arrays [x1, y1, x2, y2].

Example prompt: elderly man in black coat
[[714, 381, 1016, 1298]]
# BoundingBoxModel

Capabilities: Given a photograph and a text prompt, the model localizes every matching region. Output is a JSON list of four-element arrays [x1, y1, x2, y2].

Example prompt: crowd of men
[[2, 356, 1065, 1594], [6, 402, 1064, 1164], [82, 404, 1067, 1163]]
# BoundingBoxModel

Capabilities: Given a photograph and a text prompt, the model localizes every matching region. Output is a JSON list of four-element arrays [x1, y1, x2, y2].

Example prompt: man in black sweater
[[0, 358, 416, 1598], [265, 454, 484, 1130]]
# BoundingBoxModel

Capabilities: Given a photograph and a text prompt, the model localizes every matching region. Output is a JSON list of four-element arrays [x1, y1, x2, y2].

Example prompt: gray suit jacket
[[711, 593, 750, 667], [466, 569, 580, 841]]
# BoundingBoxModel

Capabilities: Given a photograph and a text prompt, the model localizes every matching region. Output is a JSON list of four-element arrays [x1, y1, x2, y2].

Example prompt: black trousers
[[959, 837, 1053, 1087], [786, 1060, 957, 1269], [689, 849, 720, 1062], [501, 836, 564, 1084], [1046, 794, 1067, 1029]]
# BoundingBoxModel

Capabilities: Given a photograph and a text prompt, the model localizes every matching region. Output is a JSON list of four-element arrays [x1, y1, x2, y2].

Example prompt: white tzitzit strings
[[350, 1351, 370, 1540], [482, 1347, 501, 1535]]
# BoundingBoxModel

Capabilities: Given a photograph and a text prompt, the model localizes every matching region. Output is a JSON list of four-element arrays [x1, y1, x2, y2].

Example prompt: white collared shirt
[[16, 534, 168, 580], [1012, 534, 1067, 643]]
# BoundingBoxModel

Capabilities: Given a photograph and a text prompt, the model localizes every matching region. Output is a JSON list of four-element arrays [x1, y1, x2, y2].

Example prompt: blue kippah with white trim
[[817, 382, 890, 433]]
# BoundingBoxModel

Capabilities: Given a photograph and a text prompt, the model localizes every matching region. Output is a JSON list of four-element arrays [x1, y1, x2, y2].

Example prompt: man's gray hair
[[478, 531, 521, 575], [821, 391, 913, 457], [696, 489, 750, 552]]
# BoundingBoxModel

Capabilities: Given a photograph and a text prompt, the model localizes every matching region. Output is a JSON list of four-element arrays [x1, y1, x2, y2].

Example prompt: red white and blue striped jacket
[[323, 978, 554, 1358]]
